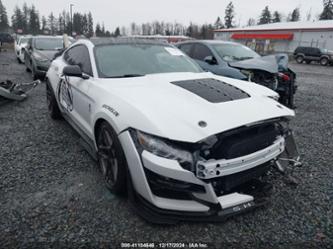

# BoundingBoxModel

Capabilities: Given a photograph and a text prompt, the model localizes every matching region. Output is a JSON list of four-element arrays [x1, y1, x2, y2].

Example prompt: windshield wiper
[[106, 74, 145, 78]]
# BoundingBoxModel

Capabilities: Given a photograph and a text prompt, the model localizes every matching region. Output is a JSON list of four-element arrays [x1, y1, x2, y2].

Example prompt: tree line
[[0, 0, 333, 36]]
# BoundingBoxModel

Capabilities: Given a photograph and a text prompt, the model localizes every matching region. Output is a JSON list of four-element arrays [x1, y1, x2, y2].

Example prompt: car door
[[59, 45, 94, 135]]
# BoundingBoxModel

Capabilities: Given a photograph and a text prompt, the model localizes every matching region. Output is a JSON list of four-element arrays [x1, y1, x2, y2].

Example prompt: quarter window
[[64, 45, 93, 76]]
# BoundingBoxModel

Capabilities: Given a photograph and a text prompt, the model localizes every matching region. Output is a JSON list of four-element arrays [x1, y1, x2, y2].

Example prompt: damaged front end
[[230, 54, 297, 108], [128, 118, 301, 223]]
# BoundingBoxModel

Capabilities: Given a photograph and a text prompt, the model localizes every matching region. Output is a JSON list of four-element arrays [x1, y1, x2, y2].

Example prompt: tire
[[96, 121, 127, 195], [320, 57, 329, 66], [46, 79, 62, 120], [31, 65, 39, 80], [296, 56, 304, 64]]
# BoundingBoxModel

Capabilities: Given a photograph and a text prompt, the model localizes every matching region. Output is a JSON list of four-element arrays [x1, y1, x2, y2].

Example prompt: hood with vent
[[94, 72, 294, 143]]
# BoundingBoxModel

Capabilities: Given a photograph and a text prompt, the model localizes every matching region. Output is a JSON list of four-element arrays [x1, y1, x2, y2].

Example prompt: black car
[[24, 36, 71, 80], [293, 46, 333, 66], [176, 40, 297, 108]]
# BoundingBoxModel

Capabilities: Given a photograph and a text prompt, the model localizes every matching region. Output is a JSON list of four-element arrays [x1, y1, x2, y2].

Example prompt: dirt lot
[[0, 50, 332, 249]]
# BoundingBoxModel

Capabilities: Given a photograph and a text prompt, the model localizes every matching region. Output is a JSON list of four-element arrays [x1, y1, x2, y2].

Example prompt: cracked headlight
[[131, 130, 194, 171]]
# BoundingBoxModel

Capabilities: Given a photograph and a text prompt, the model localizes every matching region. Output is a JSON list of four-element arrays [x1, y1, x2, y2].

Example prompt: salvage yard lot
[[0, 50, 332, 248]]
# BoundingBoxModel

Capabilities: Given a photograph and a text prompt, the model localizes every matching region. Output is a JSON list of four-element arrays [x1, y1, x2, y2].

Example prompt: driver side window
[[64, 45, 93, 76], [192, 44, 213, 61]]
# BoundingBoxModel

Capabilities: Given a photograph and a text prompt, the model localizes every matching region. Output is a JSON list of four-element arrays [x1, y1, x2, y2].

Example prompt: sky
[[2, 0, 324, 31]]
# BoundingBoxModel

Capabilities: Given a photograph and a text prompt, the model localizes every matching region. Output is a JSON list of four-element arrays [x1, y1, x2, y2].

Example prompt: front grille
[[205, 122, 280, 160]]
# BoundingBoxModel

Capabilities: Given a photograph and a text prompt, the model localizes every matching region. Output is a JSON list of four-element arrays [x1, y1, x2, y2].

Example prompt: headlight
[[131, 130, 194, 171]]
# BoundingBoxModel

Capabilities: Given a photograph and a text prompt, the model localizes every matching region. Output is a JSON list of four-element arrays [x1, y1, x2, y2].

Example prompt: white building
[[214, 21, 333, 54]]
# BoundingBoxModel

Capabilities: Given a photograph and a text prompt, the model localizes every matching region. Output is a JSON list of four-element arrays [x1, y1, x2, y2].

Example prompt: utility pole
[[70, 4, 74, 36]]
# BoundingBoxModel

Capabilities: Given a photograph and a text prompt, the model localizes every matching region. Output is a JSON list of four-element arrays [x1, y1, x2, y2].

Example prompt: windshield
[[212, 43, 260, 62], [94, 44, 202, 78], [34, 38, 64, 50]]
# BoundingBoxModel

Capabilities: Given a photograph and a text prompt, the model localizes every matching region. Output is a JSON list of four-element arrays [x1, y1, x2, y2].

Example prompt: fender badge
[[198, 121, 207, 128]]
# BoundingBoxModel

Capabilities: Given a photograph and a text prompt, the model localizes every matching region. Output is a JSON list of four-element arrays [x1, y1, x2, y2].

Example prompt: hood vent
[[171, 78, 250, 103]]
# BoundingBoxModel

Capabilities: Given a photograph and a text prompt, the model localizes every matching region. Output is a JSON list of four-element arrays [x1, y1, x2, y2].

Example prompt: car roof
[[89, 37, 172, 47], [177, 39, 240, 46]]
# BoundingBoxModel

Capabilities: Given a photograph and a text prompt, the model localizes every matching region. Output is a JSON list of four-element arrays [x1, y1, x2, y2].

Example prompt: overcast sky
[[3, 0, 324, 31]]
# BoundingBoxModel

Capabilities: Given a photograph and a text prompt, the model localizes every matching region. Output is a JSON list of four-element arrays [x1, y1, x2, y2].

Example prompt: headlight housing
[[131, 130, 194, 171]]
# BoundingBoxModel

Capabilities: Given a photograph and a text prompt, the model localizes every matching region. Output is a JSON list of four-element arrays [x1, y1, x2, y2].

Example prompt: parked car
[[176, 40, 297, 108], [0, 32, 14, 51], [0, 32, 14, 43], [14, 35, 31, 63], [46, 38, 300, 223], [293, 46, 333, 66], [24, 35, 75, 80]]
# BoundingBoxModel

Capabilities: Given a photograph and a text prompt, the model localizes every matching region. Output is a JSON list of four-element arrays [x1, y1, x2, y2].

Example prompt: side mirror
[[63, 65, 89, 79], [204, 56, 217, 65]]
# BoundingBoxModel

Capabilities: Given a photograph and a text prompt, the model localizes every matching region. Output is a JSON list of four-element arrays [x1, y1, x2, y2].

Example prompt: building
[[214, 21, 333, 54]]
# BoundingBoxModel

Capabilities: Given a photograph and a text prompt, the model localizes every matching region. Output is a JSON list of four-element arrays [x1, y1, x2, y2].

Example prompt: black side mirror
[[204, 56, 217, 65], [63, 65, 89, 79]]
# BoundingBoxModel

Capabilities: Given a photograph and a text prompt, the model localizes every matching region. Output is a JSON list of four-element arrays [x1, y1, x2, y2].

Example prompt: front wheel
[[296, 56, 304, 64], [46, 80, 62, 120], [320, 57, 329, 66], [96, 122, 127, 195]]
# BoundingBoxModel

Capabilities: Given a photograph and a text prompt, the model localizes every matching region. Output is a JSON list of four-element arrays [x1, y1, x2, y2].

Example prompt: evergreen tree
[[95, 23, 102, 37], [82, 14, 88, 36], [87, 12, 94, 37], [101, 23, 106, 36], [22, 3, 30, 34], [0, 0, 9, 32], [29, 5, 40, 34], [48, 12, 56, 35], [224, 2, 235, 28], [272, 11, 281, 23], [214, 16, 224, 29], [114, 27, 120, 37], [12, 6, 24, 33], [41, 16, 47, 32], [320, 0, 333, 20], [258, 6, 272, 24], [289, 8, 300, 22]]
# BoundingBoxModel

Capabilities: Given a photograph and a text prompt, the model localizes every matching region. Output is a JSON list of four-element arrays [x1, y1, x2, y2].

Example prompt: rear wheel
[[46, 79, 62, 120], [96, 122, 127, 195], [296, 55, 304, 64], [320, 57, 329, 66]]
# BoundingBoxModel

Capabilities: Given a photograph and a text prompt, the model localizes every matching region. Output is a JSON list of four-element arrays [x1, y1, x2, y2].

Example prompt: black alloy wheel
[[96, 122, 127, 195]]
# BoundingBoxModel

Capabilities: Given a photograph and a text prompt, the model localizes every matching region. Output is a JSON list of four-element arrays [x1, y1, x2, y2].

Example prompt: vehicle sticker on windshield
[[164, 47, 184, 56]]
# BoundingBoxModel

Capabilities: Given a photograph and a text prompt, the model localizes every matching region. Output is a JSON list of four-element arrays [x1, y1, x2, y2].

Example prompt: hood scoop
[[171, 78, 250, 103]]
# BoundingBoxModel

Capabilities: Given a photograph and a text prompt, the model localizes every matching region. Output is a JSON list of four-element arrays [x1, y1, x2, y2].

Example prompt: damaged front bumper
[[119, 128, 300, 224]]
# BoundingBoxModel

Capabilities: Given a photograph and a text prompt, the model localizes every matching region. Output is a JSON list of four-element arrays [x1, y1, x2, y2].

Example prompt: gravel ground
[[0, 51, 332, 249]]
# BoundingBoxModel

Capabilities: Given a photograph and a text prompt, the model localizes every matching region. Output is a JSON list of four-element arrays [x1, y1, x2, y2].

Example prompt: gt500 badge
[[58, 78, 73, 112]]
